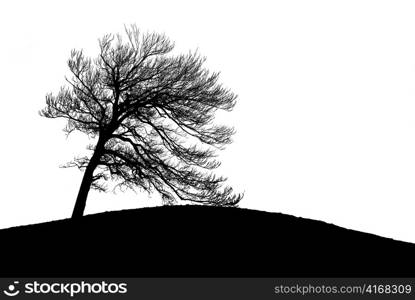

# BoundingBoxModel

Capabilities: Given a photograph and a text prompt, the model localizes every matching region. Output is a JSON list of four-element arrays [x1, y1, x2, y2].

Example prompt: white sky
[[1, 0, 415, 243]]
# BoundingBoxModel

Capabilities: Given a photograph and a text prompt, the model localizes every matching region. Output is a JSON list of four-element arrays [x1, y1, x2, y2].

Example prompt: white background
[[1, 0, 415, 243]]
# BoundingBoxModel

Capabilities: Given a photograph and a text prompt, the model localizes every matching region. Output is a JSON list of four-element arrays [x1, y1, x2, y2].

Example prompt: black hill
[[1, 205, 414, 277]]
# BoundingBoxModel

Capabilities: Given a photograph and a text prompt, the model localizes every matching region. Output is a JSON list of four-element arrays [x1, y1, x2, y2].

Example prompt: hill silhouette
[[1, 205, 414, 277]]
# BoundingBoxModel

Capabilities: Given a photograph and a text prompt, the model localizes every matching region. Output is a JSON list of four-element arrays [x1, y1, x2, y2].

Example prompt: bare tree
[[40, 25, 243, 218]]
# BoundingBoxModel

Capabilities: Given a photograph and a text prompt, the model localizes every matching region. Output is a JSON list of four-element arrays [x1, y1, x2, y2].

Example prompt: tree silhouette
[[40, 25, 243, 218]]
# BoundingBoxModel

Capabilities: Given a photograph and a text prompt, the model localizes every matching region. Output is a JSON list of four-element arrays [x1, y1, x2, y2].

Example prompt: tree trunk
[[71, 137, 106, 219]]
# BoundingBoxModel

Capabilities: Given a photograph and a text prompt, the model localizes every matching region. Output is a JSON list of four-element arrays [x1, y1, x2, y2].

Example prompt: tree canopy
[[40, 25, 243, 217]]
